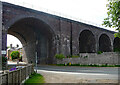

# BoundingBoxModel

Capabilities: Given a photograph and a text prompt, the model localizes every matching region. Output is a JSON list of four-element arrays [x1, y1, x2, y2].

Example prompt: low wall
[[56, 52, 120, 65], [0, 64, 34, 84]]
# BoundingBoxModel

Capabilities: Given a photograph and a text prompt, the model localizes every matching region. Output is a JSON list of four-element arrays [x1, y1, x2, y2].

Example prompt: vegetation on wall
[[114, 48, 120, 52], [97, 51, 103, 54], [54, 54, 65, 59], [55, 54, 80, 59], [56, 64, 120, 67]]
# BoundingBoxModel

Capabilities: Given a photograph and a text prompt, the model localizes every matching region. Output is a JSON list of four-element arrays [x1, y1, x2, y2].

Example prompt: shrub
[[97, 51, 103, 54], [2, 56, 7, 63], [19, 56, 22, 62], [54, 54, 65, 59], [83, 56, 88, 58], [114, 48, 120, 52], [10, 51, 20, 60], [66, 55, 71, 58], [71, 55, 79, 58]]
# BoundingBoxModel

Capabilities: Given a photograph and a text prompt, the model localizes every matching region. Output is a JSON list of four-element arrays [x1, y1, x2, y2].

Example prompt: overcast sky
[[2, 0, 114, 47]]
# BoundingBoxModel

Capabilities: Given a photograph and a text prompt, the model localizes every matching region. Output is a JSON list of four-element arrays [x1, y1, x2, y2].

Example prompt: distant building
[[7, 44, 27, 63]]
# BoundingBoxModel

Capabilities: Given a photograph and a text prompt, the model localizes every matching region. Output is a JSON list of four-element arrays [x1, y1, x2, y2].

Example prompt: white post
[[35, 40, 38, 73], [35, 52, 37, 73]]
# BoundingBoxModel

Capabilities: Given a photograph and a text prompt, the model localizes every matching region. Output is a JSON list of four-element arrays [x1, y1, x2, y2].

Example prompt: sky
[[2, 0, 115, 48]]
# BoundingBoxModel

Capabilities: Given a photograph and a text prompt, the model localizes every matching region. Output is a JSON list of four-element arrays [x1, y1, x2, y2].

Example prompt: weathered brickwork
[[1, 2, 119, 65], [0, 2, 2, 70]]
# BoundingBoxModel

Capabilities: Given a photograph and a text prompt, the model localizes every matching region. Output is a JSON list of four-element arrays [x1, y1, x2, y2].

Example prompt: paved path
[[37, 65, 119, 83]]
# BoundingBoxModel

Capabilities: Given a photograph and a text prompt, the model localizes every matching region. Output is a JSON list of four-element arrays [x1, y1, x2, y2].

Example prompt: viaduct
[[0, 2, 120, 69]]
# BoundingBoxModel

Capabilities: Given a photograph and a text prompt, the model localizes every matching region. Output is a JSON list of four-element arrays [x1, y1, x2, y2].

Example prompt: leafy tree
[[103, 0, 120, 37], [10, 51, 20, 60]]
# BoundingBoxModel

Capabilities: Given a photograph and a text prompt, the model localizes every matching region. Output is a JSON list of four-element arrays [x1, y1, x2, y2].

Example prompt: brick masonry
[[0, 2, 2, 70], [0, 2, 119, 65]]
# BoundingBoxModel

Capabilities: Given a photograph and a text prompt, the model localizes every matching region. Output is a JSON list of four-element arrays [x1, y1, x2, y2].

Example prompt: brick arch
[[113, 37, 120, 52], [99, 34, 112, 52], [7, 31, 27, 47], [79, 30, 96, 53], [5, 17, 56, 64], [5, 15, 56, 36]]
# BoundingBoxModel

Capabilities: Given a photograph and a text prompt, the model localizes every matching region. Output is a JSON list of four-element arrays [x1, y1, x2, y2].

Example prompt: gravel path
[[37, 70, 118, 83]]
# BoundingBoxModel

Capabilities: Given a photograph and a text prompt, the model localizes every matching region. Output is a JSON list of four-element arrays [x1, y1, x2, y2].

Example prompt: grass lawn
[[24, 72, 45, 84]]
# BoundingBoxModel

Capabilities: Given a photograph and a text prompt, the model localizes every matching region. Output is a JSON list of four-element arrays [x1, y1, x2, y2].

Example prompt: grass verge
[[50, 64, 120, 67], [24, 72, 45, 84]]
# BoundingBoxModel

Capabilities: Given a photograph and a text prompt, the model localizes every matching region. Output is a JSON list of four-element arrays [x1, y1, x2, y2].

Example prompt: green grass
[[54, 64, 120, 67], [24, 72, 45, 84]]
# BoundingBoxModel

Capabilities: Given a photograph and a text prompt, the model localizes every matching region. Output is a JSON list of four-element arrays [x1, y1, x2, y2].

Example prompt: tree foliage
[[103, 0, 120, 37], [10, 51, 20, 60]]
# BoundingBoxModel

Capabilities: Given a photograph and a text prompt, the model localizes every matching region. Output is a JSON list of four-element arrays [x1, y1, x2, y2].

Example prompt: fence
[[0, 64, 34, 84]]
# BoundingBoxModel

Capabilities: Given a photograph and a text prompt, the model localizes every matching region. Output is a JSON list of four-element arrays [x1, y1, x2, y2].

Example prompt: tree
[[10, 51, 20, 60], [103, 0, 120, 38]]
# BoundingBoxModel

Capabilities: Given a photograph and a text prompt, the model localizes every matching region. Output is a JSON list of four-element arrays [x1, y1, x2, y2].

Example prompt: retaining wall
[[56, 52, 120, 65]]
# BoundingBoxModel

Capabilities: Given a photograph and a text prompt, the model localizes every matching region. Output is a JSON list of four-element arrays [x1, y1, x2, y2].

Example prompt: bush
[[71, 55, 79, 58], [66, 55, 71, 58], [97, 51, 103, 54], [2, 56, 7, 63], [54, 54, 65, 59], [10, 51, 20, 60], [83, 56, 88, 58], [114, 48, 120, 52]]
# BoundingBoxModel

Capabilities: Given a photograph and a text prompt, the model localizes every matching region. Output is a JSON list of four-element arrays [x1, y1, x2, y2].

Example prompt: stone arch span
[[79, 30, 96, 53], [6, 17, 56, 64], [113, 37, 120, 52], [99, 34, 112, 52]]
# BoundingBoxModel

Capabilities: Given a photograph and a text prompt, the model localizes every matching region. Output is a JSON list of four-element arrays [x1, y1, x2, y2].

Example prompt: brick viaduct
[[0, 2, 120, 67]]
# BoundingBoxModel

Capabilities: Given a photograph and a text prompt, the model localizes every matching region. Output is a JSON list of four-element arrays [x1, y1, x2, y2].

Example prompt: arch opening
[[99, 34, 111, 52], [79, 30, 96, 53], [7, 34, 28, 63], [7, 17, 55, 64], [113, 37, 120, 52]]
